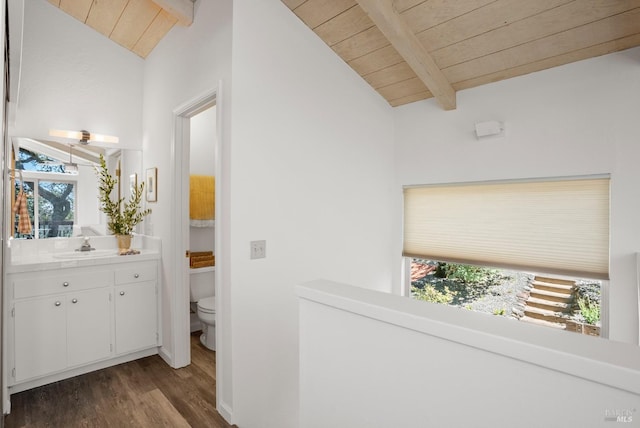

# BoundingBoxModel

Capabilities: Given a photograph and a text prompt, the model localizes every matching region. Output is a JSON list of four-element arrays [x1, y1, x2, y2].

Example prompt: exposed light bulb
[[49, 129, 119, 144], [90, 133, 119, 144]]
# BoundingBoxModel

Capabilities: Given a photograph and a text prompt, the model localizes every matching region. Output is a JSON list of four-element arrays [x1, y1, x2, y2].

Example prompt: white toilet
[[190, 269, 216, 351], [197, 296, 216, 350]]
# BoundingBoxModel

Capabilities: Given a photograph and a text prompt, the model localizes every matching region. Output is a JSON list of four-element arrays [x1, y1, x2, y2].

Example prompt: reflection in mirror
[[9, 137, 141, 239]]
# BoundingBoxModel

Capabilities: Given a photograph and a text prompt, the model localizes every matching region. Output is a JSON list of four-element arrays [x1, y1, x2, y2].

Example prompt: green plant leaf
[[96, 154, 151, 235]]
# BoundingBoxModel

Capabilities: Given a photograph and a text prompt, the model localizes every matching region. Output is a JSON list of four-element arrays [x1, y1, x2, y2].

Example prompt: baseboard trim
[[8, 347, 158, 395], [158, 346, 173, 367], [218, 400, 233, 424]]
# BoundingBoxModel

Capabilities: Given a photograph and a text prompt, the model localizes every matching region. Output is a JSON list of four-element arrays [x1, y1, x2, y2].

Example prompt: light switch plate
[[250, 240, 266, 259]]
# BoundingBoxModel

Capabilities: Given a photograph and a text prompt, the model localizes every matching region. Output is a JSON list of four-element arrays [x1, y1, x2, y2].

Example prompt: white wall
[[189, 106, 216, 253], [141, 0, 233, 416], [76, 164, 99, 227], [190, 106, 216, 175], [10, 0, 143, 149], [394, 47, 640, 345], [299, 280, 640, 428], [230, 1, 395, 426], [6, 0, 143, 234]]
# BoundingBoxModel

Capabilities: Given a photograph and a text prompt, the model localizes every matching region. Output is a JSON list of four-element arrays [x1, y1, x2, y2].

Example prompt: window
[[403, 176, 609, 336], [13, 148, 77, 239], [409, 259, 602, 337]]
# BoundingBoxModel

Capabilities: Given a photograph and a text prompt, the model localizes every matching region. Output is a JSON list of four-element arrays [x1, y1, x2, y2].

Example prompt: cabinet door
[[115, 281, 158, 354], [67, 288, 112, 367], [14, 297, 67, 382]]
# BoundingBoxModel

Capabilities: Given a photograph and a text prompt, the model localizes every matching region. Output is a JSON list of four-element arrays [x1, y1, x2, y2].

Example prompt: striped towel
[[12, 191, 33, 235]]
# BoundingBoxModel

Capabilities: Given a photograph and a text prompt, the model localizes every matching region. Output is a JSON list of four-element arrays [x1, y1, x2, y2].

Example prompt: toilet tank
[[190, 268, 215, 302]]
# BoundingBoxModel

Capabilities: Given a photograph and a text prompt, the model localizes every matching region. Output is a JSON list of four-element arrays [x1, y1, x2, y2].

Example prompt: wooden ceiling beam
[[355, 0, 456, 110], [151, 0, 193, 26]]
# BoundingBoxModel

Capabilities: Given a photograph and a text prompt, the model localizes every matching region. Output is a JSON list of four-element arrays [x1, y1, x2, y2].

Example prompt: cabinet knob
[[134, 273, 140, 279], [72, 298, 78, 304], [119, 291, 125, 296], [63, 282, 69, 287], [55, 301, 61, 307]]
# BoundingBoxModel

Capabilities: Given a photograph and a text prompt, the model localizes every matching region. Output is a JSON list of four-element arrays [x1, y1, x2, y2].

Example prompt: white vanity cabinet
[[10, 269, 113, 383], [66, 288, 112, 367], [13, 296, 67, 381], [14, 288, 112, 382], [6, 259, 160, 392], [114, 261, 158, 354]]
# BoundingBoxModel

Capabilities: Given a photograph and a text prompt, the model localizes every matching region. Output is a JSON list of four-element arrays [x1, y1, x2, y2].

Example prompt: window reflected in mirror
[[9, 137, 142, 239], [13, 148, 77, 239]]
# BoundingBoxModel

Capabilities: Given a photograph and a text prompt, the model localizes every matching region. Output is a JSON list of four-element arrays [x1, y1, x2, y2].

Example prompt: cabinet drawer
[[12, 269, 114, 299], [115, 261, 157, 285]]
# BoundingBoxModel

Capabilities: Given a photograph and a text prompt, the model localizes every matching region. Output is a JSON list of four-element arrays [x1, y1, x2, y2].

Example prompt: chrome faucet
[[77, 236, 95, 252]]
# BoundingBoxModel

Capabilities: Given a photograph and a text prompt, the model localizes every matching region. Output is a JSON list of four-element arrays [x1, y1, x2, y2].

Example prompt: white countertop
[[6, 250, 161, 273], [5, 235, 162, 273]]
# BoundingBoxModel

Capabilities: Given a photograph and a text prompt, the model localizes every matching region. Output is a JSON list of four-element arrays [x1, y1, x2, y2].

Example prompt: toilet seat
[[198, 296, 216, 314]]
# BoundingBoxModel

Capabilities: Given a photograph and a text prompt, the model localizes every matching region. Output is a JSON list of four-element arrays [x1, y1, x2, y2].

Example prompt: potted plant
[[96, 154, 151, 250]]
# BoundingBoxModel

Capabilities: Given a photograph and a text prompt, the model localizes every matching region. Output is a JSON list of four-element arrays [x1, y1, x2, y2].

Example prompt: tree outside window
[[13, 148, 76, 239]]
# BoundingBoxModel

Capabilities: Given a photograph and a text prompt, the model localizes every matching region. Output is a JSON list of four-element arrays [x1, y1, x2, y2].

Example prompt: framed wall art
[[146, 167, 158, 202]]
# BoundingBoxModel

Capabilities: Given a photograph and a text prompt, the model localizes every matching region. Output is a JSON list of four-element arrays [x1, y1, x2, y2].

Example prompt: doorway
[[187, 105, 217, 333], [171, 89, 228, 419]]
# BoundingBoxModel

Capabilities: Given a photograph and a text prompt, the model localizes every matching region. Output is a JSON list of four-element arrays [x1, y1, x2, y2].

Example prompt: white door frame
[[1, 0, 7, 418], [170, 88, 219, 365], [171, 85, 233, 421]]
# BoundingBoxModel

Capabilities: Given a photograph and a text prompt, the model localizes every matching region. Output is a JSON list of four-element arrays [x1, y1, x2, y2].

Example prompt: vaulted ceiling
[[282, 0, 640, 109], [48, 0, 640, 110], [46, 0, 193, 58]]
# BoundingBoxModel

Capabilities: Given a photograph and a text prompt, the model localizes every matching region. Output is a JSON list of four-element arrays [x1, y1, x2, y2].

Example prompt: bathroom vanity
[[3, 235, 161, 404]]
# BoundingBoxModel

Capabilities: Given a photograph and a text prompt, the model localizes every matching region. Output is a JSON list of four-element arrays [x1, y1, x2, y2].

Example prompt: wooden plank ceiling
[[283, 0, 640, 109], [47, 0, 193, 58]]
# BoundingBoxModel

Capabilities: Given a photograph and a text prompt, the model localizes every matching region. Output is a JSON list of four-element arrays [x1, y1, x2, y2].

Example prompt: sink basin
[[52, 249, 119, 260]]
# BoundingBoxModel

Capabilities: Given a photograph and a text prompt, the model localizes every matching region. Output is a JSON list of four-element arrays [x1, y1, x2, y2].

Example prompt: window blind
[[403, 176, 610, 280]]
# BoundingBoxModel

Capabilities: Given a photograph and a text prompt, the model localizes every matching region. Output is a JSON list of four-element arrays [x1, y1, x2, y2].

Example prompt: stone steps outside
[[520, 275, 577, 329], [526, 297, 572, 312], [520, 315, 565, 329], [530, 280, 574, 294], [524, 306, 569, 324], [529, 288, 574, 303], [534, 276, 576, 286]]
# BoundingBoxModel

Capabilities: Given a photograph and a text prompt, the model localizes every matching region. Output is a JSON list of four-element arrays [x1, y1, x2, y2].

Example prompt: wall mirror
[[8, 136, 141, 239], [4, 0, 145, 241]]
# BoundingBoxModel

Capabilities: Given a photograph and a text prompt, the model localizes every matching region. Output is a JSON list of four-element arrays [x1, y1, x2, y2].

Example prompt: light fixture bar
[[89, 133, 119, 144], [49, 129, 83, 140], [49, 129, 119, 144]]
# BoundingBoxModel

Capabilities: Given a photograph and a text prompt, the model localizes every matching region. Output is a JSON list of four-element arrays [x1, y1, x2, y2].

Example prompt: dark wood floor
[[5, 332, 234, 428]]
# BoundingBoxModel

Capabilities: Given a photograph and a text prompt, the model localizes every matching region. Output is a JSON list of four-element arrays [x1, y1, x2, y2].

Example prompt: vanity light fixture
[[49, 129, 119, 145]]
